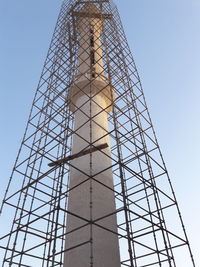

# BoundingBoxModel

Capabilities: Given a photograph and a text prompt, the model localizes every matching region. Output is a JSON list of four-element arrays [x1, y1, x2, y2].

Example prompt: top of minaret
[[79, 2, 100, 15], [73, 2, 112, 20]]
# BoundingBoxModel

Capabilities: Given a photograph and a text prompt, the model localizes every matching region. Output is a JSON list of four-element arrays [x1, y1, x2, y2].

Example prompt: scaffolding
[[0, 0, 196, 266]]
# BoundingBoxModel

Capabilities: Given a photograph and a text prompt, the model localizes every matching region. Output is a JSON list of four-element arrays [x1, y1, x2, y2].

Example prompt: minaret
[[64, 3, 121, 267]]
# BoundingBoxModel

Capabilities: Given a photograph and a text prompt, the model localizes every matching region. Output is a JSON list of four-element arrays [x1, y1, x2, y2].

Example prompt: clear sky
[[0, 0, 199, 265]]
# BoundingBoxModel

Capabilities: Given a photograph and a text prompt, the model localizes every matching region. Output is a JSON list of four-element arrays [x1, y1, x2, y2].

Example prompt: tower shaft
[[64, 3, 120, 265], [64, 93, 120, 266]]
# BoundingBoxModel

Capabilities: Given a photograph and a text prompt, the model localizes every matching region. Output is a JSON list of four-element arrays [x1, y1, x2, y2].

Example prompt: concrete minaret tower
[[64, 3, 121, 267]]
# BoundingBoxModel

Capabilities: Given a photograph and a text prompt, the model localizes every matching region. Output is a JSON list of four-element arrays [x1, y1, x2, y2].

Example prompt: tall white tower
[[64, 3, 121, 267]]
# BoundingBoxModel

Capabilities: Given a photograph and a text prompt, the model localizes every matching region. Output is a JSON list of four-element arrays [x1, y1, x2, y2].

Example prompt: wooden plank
[[73, 11, 112, 20], [48, 143, 109, 167]]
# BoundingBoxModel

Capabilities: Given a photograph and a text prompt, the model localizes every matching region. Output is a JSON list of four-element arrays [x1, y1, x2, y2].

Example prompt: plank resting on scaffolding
[[48, 143, 109, 167]]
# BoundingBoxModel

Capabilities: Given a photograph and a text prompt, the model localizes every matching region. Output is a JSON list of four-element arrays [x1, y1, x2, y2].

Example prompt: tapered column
[[64, 3, 120, 267]]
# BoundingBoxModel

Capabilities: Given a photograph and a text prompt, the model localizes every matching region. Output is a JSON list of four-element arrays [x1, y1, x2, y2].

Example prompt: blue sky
[[0, 0, 199, 265]]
